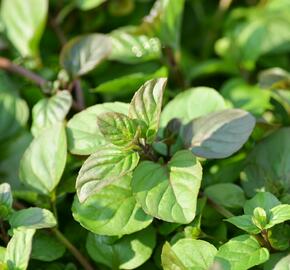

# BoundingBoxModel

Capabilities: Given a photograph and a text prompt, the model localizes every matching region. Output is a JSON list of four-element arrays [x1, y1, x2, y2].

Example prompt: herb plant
[[0, 0, 290, 270]]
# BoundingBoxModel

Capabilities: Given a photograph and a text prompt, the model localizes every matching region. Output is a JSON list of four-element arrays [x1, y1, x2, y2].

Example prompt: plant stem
[[0, 57, 47, 87], [261, 229, 274, 251], [51, 228, 95, 270], [74, 79, 85, 110], [50, 191, 58, 222]]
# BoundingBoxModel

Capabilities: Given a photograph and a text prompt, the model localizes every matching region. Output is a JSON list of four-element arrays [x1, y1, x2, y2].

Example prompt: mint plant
[[1, 0, 290, 269]]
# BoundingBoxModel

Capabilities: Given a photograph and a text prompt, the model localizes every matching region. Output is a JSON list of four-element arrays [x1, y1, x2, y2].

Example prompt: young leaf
[[132, 150, 202, 223], [97, 112, 140, 148], [109, 30, 161, 64], [1, 0, 48, 58], [9, 207, 56, 230], [161, 239, 217, 270], [129, 78, 167, 142], [161, 87, 227, 127], [0, 183, 13, 219], [66, 102, 128, 155], [141, 0, 185, 50], [31, 91, 72, 137], [183, 109, 256, 159], [0, 92, 29, 142], [76, 145, 139, 202], [215, 235, 269, 270], [86, 227, 156, 269], [31, 231, 66, 262], [266, 204, 290, 228], [60, 34, 111, 77], [243, 192, 281, 216], [72, 174, 153, 236], [19, 123, 67, 194], [204, 183, 246, 209], [5, 228, 36, 270]]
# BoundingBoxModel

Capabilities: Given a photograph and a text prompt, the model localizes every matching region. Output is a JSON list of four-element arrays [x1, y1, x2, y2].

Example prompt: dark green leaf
[[0, 183, 13, 219], [86, 226, 156, 269], [60, 34, 111, 77], [183, 109, 256, 159], [226, 215, 260, 234]]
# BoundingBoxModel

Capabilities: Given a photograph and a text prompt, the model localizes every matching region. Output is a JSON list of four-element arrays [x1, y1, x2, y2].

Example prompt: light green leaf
[[1, 0, 48, 58], [205, 183, 246, 209], [161, 239, 217, 270], [129, 78, 167, 142], [266, 204, 290, 228], [75, 0, 106, 10], [132, 150, 202, 223], [9, 207, 56, 230], [243, 192, 281, 216], [66, 102, 128, 155], [183, 109, 256, 159], [0, 183, 12, 219], [141, 0, 185, 49], [226, 215, 261, 234], [109, 30, 161, 64], [273, 254, 290, 270], [161, 87, 227, 127], [19, 123, 67, 194], [241, 128, 290, 199], [72, 174, 153, 236], [86, 227, 156, 269], [215, 235, 269, 270], [0, 92, 29, 142], [76, 145, 139, 202], [31, 91, 72, 137], [97, 112, 140, 148], [5, 228, 36, 270], [60, 34, 111, 77], [0, 247, 5, 262], [31, 231, 66, 262]]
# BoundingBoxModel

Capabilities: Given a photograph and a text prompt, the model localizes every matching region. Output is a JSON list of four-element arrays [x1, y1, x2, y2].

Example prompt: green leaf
[[1, 0, 48, 58], [241, 128, 290, 199], [266, 204, 290, 228], [215, 235, 269, 270], [252, 207, 268, 230], [75, 0, 106, 10], [204, 183, 246, 209], [161, 239, 217, 270], [161, 87, 227, 127], [273, 254, 290, 270], [9, 207, 56, 230], [72, 174, 153, 236], [243, 192, 280, 216], [0, 247, 5, 262], [221, 78, 271, 116], [66, 102, 128, 155], [5, 228, 36, 270], [86, 227, 156, 269], [97, 112, 140, 148], [0, 183, 12, 219], [31, 91, 72, 137], [226, 215, 261, 234], [31, 231, 65, 262], [0, 92, 29, 142], [268, 224, 290, 251], [183, 109, 256, 159], [132, 150, 202, 223], [141, 0, 185, 49], [258, 68, 290, 90], [19, 123, 67, 194], [109, 30, 161, 64], [129, 78, 167, 142], [60, 34, 111, 77], [76, 145, 139, 202]]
